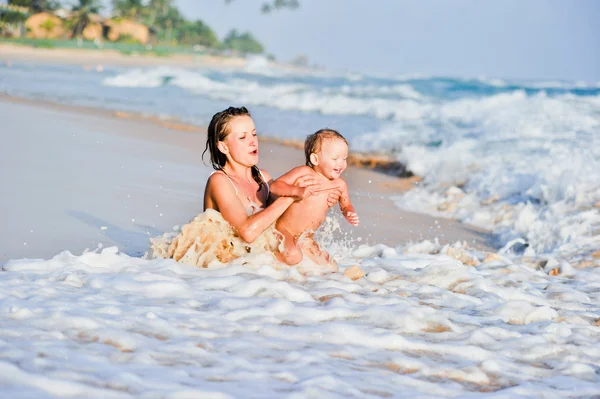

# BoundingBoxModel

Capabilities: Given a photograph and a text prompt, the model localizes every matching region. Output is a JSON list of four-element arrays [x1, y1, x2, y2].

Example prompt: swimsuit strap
[[214, 169, 269, 196], [211, 170, 238, 195], [258, 169, 270, 196]]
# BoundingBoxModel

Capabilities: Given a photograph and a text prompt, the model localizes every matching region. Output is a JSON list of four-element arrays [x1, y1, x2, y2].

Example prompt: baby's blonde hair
[[304, 129, 348, 167]]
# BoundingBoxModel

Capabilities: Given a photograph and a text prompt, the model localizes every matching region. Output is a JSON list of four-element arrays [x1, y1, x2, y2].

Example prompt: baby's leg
[[300, 235, 339, 273], [274, 227, 303, 266]]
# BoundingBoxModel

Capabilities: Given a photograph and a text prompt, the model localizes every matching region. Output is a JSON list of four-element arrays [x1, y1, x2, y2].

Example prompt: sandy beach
[[0, 94, 492, 263]]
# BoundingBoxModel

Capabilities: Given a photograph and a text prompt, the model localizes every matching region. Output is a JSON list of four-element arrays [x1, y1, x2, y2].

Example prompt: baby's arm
[[338, 179, 359, 226], [271, 166, 321, 200]]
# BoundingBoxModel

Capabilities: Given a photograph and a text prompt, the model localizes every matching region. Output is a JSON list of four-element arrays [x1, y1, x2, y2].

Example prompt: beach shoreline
[[0, 41, 314, 73], [0, 41, 246, 68], [0, 93, 494, 263]]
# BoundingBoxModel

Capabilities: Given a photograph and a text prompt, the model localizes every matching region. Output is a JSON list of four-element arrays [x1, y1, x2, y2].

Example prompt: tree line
[[2, 0, 267, 54]]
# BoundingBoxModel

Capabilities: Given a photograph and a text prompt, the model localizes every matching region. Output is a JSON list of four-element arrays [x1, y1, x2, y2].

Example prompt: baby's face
[[315, 138, 348, 180]]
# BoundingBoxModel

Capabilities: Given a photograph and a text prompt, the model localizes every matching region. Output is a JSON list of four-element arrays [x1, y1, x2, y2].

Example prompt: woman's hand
[[291, 174, 341, 206], [293, 174, 321, 188], [292, 185, 316, 200], [291, 174, 322, 201]]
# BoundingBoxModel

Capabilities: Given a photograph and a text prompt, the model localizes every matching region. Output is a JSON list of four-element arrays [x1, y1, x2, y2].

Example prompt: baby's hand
[[326, 188, 341, 207], [344, 211, 360, 226]]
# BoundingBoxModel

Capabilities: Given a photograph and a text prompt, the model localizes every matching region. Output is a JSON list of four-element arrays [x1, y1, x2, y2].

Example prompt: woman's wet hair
[[304, 128, 348, 166], [203, 106, 264, 190]]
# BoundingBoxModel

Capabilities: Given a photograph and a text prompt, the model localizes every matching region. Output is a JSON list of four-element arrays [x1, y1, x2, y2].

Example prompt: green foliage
[[112, 0, 144, 21], [3, 0, 269, 54], [7, 0, 61, 12], [143, 0, 172, 27], [33, 38, 54, 47], [116, 33, 141, 44], [225, 0, 299, 13], [176, 20, 219, 47], [8, 37, 57, 47], [154, 6, 183, 30], [223, 29, 264, 54], [261, 0, 299, 13], [72, 0, 103, 15], [61, 17, 75, 31], [0, 8, 30, 26], [152, 48, 170, 57], [39, 17, 55, 32]]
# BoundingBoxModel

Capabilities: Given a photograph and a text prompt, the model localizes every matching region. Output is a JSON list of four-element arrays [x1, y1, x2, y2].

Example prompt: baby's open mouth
[[250, 149, 258, 155]]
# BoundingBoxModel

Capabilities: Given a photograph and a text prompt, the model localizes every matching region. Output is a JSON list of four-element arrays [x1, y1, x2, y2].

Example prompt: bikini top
[[211, 169, 270, 215]]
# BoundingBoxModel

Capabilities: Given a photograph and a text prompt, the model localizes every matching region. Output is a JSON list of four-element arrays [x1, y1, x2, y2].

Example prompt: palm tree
[[145, 0, 171, 27], [7, 0, 58, 13], [70, 0, 102, 38], [112, 0, 144, 21], [31, 0, 47, 12], [225, 0, 299, 13], [177, 19, 219, 47], [0, 4, 30, 37], [154, 5, 183, 43]]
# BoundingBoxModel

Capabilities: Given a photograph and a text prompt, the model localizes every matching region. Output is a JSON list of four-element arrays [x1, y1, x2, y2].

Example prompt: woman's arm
[[270, 166, 321, 200], [268, 166, 342, 206], [205, 172, 294, 243]]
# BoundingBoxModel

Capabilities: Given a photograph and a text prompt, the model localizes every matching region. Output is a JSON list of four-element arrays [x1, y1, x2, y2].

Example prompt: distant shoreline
[[0, 41, 316, 74], [0, 41, 247, 68]]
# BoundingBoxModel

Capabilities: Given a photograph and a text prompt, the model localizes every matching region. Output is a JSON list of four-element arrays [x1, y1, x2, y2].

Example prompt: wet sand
[[0, 95, 493, 264]]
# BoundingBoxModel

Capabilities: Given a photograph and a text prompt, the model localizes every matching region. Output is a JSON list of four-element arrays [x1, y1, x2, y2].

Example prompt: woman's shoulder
[[206, 170, 234, 192], [207, 169, 226, 182]]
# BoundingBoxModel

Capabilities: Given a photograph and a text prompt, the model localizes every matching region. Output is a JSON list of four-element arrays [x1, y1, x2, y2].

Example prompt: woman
[[150, 106, 339, 267]]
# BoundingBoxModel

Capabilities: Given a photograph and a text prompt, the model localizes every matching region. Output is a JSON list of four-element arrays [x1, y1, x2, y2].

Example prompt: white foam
[[102, 67, 425, 121], [382, 90, 600, 259], [1, 244, 599, 396]]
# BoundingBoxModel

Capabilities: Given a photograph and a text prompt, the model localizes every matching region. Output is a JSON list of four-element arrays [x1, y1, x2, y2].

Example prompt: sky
[[175, 0, 600, 81]]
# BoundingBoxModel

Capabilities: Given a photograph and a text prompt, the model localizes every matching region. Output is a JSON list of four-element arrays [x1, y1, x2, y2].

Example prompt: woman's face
[[221, 115, 259, 167]]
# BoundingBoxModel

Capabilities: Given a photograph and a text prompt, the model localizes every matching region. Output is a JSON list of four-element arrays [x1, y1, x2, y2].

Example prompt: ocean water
[[1, 60, 600, 397], [2, 59, 598, 263]]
